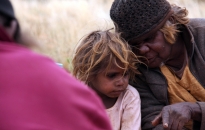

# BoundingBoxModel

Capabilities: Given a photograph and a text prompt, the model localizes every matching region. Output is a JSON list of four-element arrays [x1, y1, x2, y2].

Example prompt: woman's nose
[[138, 45, 150, 55]]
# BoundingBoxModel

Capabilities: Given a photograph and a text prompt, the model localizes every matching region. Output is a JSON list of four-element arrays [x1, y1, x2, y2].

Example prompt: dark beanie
[[0, 0, 15, 19], [110, 0, 173, 42]]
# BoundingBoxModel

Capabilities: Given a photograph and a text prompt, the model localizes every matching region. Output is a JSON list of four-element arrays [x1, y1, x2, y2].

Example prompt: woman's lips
[[148, 57, 156, 63], [140, 57, 155, 64]]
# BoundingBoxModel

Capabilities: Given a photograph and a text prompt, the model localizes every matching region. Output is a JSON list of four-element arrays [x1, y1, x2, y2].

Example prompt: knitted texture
[[110, 0, 171, 41]]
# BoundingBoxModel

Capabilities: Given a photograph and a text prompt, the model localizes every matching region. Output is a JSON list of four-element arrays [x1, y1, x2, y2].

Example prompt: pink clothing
[[106, 85, 141, 130], [0, 41, 112, 130]]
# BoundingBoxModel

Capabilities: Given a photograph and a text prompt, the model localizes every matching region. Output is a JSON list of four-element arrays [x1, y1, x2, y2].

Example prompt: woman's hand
[[151, 102, 202, 130]]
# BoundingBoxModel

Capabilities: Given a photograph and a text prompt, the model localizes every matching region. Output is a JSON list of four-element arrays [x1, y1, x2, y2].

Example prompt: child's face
[[91, 64, 129, 98]]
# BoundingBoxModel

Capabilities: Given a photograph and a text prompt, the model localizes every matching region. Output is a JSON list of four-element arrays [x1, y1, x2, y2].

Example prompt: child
[[72, 29, 141, 130]]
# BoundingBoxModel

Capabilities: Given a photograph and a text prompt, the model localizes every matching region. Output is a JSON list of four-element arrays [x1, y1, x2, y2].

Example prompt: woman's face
[[131, 31, 173, 68]]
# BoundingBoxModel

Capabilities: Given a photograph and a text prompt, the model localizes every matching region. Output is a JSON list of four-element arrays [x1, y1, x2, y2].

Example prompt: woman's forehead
[[128, 31, 159, 45]]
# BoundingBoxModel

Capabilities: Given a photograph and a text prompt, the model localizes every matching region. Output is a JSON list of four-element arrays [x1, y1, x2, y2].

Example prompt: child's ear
[[87, 77, 95, 87]]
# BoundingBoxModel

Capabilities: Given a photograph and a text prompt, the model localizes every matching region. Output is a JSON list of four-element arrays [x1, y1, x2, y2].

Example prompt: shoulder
[[122, 85, 140, 103], [0, 42, 55, 67], [0, 42, 98, 101], [0, 43, 112, 129], [125, 85, 140, 96], [186, 18, 205, 46], [188, 18, 205, 28]]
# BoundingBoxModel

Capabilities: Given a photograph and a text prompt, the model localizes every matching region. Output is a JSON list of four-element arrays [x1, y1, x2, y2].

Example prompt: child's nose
[[116, 77, 126, 86]]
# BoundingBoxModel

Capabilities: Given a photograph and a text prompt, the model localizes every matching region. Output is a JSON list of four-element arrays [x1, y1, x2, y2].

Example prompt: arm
[[152, 102, 204, 130], [130, 67, 168, 130], [121, 86, 141, 130], [133, 79, 164, 130]]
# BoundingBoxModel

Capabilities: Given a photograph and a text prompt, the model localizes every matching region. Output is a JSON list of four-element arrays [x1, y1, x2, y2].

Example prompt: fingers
[[151, 112, 162, 126], [169, 114, 180, 130], [161, 103, 191, 130], [177, 120, 185, 130], [152, 103, 194, 130], [162, 106, 182, 130], [152, 108, 183, 130], [161, 107, 169, 129]]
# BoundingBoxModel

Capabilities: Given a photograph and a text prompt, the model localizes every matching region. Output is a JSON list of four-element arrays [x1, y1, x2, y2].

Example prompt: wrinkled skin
[[152, 102, 202, 130], [130, 31, 173, 68]]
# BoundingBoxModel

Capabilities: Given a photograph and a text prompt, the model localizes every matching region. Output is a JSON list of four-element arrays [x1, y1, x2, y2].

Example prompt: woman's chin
[[147, 62, 162, 68]]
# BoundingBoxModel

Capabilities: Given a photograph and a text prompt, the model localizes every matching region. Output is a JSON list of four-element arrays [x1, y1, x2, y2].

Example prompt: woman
[[110, 0, 205, 129]]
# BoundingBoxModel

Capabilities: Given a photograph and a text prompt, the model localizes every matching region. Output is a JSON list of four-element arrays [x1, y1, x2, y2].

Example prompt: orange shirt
[[161, 65, 205, 130], [161, 65, 205, 104]]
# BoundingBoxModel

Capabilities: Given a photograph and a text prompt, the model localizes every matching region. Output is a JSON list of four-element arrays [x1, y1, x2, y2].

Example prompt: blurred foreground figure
[[0, 0, 112, 129], [110, 0, 205, 130]]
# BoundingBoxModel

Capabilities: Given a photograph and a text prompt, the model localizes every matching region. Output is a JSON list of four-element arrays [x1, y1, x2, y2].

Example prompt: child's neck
[[91, 87, 118, 109], [100, 95, 118, 109]]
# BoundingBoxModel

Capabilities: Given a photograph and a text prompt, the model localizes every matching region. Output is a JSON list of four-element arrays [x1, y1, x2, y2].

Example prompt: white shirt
[[106, 85, 141, 130]]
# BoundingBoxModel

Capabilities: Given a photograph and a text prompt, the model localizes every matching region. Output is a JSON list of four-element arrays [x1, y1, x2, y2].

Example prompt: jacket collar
[[180, 24, 194, 60]]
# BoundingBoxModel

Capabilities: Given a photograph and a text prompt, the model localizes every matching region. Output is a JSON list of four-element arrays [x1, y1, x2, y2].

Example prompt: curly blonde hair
[[160, 4, 189, 44], [72, 29, 141, 85]]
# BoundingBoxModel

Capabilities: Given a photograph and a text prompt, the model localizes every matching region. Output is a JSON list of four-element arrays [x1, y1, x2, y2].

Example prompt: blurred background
[[10, 0, 205, 70]]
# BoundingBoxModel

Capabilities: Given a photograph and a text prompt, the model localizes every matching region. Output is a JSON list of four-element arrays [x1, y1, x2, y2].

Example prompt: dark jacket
[[130, 18, 205, 130]]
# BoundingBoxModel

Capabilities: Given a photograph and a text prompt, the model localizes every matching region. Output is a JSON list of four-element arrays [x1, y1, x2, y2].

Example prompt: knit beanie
[[0, 0, 15, 19], [110, 0, 173, 43]]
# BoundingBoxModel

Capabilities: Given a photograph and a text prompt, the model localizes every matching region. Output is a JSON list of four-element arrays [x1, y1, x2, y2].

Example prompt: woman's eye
[[134, 42, 144, 49], [144, 37, 153, 42]]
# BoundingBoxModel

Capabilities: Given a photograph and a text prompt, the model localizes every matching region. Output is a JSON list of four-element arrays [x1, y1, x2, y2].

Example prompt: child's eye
[[123, 72, 129, 77], [106, 73, 117, 79]]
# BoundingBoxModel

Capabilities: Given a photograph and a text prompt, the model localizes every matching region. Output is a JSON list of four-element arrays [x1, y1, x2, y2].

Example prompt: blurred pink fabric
[[0, 26, 112, 130]]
